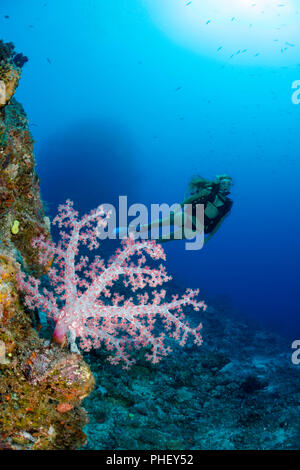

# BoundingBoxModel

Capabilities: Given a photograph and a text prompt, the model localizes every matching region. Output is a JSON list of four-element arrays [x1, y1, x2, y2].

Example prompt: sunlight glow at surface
[[144, 0, 300, 66]]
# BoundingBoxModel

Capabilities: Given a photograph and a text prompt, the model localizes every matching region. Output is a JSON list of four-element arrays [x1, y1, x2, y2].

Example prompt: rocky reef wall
[[0, 41, 94, 450]]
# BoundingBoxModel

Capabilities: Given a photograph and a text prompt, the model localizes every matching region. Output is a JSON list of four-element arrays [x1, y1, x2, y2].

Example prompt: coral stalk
[[17, 200, 206, 368]]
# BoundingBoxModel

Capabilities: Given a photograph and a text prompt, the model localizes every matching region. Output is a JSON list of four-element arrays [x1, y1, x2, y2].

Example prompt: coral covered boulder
[[0, 41, 94, 450], [0, 255, 94, 449], [0, 97, 50, 276], [0, 41, 27, 108]]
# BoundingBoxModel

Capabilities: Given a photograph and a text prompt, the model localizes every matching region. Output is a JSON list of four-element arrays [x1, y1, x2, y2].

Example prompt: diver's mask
[[216, 175, 232, 195]]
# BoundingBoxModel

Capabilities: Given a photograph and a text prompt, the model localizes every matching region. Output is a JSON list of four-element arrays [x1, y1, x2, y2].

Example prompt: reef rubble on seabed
[[0, 41, 94, 450], [82, 290, 300, 451]]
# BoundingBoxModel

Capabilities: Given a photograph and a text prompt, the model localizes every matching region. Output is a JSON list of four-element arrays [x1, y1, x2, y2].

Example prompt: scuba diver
[[115, 175, 233, 245]]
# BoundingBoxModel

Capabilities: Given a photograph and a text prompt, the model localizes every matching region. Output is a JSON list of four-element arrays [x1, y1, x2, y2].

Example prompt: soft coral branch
[[17, 200, 206, 368]]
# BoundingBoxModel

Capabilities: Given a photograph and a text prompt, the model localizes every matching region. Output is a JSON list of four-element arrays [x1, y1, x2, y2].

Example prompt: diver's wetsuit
[[146, 184, 233, 240], [189, 185, 233, 234]]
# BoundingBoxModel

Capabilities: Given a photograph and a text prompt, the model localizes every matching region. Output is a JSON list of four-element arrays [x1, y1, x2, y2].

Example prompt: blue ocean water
[[1, 0, 299, 343]]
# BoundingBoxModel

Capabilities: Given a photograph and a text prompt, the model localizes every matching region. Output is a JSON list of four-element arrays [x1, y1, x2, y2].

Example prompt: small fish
[[206, 20, 211, 25], [175, 86, 182, 92], [231, 17, 235, 21], [186, 1, 192, 5], [285, 42, 295, 47], [4, 15, 9, 19], [46, 57, 52, 64], [217, 46, 223, 52]]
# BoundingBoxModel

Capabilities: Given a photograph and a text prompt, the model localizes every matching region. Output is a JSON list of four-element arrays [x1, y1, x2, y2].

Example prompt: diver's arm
[[204, 213, 229, 245], [181, 193, 202, 207], [144, 194, 202, 235], [140, 191, 206, 232]]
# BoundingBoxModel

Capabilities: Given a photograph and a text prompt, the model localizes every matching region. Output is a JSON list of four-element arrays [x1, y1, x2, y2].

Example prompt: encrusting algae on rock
[[0, 41, 24, 109], [0, 41, 94, 450]]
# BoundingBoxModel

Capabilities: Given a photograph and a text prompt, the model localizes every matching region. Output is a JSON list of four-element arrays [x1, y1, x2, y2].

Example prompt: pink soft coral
[[17, 200, 205, 368]]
